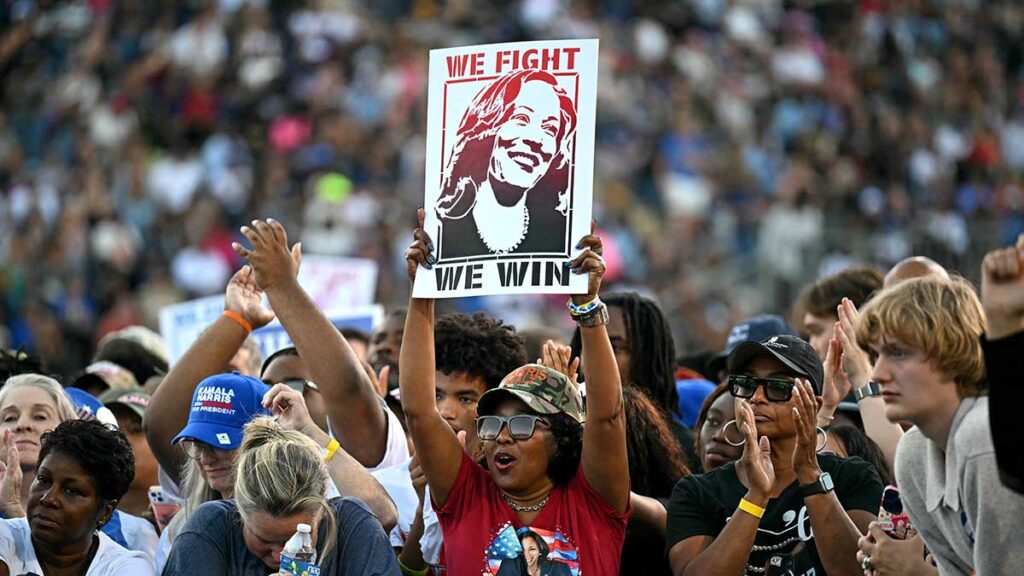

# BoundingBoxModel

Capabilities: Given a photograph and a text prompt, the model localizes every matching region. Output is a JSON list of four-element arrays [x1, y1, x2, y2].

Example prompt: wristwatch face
[[820, 472, 834, 491]]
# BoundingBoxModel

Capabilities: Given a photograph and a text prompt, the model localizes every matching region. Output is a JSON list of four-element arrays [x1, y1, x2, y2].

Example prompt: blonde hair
[[234, 417, 337, 562], [162, 457, 225, 546], [856, 276, 986, 397], [0, 374, 79, 424]]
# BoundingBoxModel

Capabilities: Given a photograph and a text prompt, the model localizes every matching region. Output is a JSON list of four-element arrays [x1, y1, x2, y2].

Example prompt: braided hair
[[570, 292, 681, 419]]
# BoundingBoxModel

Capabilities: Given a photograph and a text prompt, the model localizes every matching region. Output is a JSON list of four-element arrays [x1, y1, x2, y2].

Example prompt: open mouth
[[493, 452, 517, 472], [508, 151, 540, 170]]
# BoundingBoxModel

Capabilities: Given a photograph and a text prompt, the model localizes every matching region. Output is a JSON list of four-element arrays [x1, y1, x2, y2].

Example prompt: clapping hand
[[790, 379, 824, 485], [0, 431, 24, 518], [735, 398, 775, 501], [537, 340, 580, 386], [224, 265, 275, 331], [981, 233, 1024, 340]]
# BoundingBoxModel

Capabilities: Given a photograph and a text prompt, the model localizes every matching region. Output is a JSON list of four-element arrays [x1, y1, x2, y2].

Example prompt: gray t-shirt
[[162, 497, 399, 576]]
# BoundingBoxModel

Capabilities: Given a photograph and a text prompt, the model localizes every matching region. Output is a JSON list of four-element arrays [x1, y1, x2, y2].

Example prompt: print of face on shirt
[[487, 524, 577, 576]]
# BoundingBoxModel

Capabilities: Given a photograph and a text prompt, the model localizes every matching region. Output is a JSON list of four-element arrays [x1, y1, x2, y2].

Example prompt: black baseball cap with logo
[[725, 335, 824, 395]]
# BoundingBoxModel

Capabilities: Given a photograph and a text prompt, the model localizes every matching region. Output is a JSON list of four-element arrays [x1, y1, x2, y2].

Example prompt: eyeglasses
[[476, 415, 550, 441], [179, 439, 231, 460], [728, 374, 796, 403], [279, 378, 320, 392]]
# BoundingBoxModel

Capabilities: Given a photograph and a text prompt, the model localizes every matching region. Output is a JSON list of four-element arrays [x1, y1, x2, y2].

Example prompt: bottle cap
[[297, 523, 312, 533]]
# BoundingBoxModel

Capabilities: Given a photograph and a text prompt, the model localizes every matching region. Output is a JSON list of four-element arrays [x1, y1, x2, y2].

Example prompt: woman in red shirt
[[399, 211, 630, 576]]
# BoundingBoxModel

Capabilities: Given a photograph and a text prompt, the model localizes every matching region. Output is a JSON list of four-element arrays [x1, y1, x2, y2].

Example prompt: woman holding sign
[[401, 210, 629, 575], [436, 70, 577, 259]]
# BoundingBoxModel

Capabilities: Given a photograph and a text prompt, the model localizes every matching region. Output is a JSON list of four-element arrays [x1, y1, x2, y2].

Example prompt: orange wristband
[[222, 310, 253, 334]]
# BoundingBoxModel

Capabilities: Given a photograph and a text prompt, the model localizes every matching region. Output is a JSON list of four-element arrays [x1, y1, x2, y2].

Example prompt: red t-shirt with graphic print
[[435, 450, 630, 576]]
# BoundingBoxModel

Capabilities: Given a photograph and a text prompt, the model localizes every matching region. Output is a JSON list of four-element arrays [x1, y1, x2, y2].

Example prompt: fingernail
[[575, 239, 583, 249], [427, 242, 435, 252], [428, 255, 437, 265]]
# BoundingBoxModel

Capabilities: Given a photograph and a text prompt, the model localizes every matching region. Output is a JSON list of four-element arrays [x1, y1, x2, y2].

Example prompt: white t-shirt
[[107, 510, 158, 562], [381, 457, 444, 565], [0, 517, 156, 575], [332, 397, 411, 472]]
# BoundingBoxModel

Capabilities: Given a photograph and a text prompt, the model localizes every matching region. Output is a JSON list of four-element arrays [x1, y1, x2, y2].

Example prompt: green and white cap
[[477, 364, 585, 423]]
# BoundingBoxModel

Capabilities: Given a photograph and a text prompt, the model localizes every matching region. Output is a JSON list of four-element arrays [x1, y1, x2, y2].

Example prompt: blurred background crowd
[[1, 0, 1022, 377]]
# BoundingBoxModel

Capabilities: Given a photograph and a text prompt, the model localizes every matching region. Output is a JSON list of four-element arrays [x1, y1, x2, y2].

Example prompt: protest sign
[[159, 256, 379, 363], [413, 39, 598, 298]]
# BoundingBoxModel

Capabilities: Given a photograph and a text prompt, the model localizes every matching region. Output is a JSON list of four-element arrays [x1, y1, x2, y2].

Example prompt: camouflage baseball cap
[[477, 364, 585, 423]]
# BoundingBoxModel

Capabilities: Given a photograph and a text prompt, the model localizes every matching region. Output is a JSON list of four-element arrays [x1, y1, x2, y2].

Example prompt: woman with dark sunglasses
[[401, 211, 630, 576], [666, 335, 883, 576]]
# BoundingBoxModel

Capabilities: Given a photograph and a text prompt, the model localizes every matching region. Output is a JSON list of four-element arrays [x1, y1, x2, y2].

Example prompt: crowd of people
[[0, 213, 1021, 575], [2, 1, 1023, 371], [2, 1, 1024, 575]]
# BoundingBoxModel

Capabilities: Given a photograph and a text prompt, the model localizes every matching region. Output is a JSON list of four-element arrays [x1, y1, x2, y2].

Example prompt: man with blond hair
[[854, 276, 1024, 575]]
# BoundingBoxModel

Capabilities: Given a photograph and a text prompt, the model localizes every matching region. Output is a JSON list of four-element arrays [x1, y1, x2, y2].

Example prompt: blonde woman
[[162, 416, 398, 574], [0, 374, 158, 562]]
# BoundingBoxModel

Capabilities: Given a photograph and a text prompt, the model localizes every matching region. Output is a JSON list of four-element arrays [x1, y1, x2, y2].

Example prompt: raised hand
[[0, 430, 24, 518], [791, 379, 824, 485], [568, 223, 605, 304], [819, 335, 849, 424], [734, 398, 774, 498], [224, 265, 275, 331], [538, 340, 580, 385], [981, 233, 1024, 340], [836, 298, 872, 388], [232, 218, 302, 292], [405, 208, 436, 285]]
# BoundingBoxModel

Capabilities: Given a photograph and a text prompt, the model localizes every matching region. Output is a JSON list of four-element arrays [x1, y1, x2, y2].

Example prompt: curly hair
[[38, 419, 135, 503], [571, 292, 680, 418], [436, 313, 527, 390], [623, 386, 690, 498]]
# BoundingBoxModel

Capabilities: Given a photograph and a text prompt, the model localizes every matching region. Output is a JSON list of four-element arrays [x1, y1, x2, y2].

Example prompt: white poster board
[[413, 39, 598, 298], [159, 255, 379, 363]]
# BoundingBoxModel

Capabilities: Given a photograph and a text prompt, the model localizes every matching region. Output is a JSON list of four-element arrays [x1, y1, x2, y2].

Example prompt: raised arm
[[574, 233, 629, 514], [400, 210, 464, 506], [980, 234, 1024, 493], [833, 298, 904, 468], [144, 266, 274, 486], [262, 383, 397, 532], [234, 219, 388, 468]]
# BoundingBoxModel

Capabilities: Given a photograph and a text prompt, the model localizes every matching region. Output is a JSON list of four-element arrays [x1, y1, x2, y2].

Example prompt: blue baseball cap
[[65, 387, 118, 427], [707, 314, 799, 378], [675, 378, 716, 428], [172, 373, 271, 451]]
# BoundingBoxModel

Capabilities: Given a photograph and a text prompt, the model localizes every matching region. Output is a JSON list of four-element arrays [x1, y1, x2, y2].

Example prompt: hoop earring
[[816, 426, 828, 453], [723, 420, 746, 447]]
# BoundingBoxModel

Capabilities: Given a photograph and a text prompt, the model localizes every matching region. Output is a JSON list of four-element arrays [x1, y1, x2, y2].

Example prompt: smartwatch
[[799, 472, 834, 498], [853, 381, 881, 402]]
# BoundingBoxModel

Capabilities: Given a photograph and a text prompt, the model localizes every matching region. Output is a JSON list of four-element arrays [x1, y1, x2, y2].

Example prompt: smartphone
[[878, 485, 915, 540], [148, 486, 182, 533]]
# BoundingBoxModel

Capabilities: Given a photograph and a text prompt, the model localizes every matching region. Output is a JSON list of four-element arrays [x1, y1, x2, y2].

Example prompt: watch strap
[[799, 472, 834, 498], [853, 381, 881, 401]]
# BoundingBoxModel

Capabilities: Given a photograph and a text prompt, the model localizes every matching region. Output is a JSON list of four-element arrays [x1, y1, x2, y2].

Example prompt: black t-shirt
[[666, 453, 882, 576]]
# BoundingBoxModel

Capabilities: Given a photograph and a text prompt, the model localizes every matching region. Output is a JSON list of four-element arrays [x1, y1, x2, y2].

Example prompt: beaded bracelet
[[567, 296, 601, 317]]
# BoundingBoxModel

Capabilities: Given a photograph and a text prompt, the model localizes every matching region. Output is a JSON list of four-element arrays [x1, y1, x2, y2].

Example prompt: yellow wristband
[[398, 557, 429, 576], [738, 498, 765, 519], [324, 439, 341, 463]]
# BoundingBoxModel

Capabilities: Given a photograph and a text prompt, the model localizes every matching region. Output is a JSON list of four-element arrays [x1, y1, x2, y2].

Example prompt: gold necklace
[[502, 491, 549, 512]]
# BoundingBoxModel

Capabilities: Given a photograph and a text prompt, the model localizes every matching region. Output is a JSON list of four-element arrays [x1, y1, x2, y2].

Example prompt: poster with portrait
[[413, 39, 598, 298]]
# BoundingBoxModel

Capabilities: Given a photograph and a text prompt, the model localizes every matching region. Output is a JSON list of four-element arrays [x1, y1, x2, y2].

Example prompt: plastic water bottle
[[280, 523, 318, 575]]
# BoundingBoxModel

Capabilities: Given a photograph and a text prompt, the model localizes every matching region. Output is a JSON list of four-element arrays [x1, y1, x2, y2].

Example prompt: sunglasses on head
[[476, 415, 550, 441], [729, 374, 796, 402]]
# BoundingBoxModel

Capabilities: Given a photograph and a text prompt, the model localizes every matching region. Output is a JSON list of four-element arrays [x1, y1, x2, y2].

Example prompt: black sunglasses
[[729, 374, 796, 403], [476, 415, 550, 441]]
